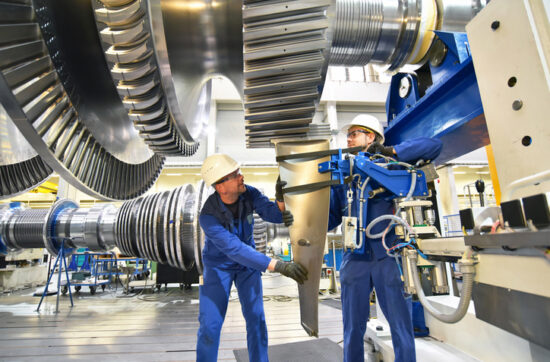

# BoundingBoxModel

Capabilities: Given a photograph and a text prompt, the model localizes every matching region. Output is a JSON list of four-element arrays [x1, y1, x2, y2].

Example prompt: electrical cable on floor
[[263, 295, 294, 302], [138, 287, 186, 301], [116, 270, 150, 299]]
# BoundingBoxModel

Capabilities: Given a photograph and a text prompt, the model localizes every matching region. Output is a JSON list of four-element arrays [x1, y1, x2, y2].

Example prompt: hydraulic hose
[[405, 170, 417, 200], [366, 214, 413, 240], [407, 249, 476, 323], [357, 177, 371, 249], [365, 169, 416, 239]]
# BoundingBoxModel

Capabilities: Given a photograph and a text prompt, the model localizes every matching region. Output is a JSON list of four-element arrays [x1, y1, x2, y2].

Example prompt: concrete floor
[[0, 273, 345, 361]]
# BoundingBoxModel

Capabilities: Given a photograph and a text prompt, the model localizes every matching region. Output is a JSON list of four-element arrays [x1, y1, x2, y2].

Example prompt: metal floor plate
[[234, 338, 343, 362]]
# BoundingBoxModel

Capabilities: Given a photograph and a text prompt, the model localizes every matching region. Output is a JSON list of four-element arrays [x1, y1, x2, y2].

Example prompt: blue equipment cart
[[65, 252, 116, 295]]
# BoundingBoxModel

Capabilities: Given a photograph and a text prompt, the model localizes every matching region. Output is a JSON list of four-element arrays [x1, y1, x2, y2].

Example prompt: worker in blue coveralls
[[329, 114, 442, 362], [197, 153, 308, 362]]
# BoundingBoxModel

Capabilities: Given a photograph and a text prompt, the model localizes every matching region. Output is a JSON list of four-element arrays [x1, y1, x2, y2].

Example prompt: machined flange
[[43, 198, 78, 256]]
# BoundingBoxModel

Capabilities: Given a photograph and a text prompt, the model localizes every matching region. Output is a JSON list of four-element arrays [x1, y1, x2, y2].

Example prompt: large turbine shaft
[[0, 184, 206, 272]]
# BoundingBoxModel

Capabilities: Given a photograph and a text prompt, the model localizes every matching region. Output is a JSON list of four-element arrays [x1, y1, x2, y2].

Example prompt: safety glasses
[[347, 129, 372, 138], [215, 169, 242, 184]]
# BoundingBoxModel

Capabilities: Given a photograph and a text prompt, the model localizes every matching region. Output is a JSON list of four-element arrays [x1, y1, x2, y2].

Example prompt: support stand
[[36, 240, 73, 313]]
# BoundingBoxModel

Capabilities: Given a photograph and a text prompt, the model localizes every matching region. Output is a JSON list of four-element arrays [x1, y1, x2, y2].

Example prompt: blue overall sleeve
[[248, 186, 283, 224], [328, 184, 347, 231], [199, 214, 271, 271], [392, 137, 443, 163]]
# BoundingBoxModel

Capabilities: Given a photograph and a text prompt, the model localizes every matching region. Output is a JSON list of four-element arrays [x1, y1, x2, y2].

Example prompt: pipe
[[407, 249, 475, 323], [502, 169, 550, 202]]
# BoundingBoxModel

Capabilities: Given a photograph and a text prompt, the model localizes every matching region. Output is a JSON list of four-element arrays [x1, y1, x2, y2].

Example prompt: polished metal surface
[[253, 213, 268, 254], [157, 0, 243, 142], [0, 0, 165, 200], [193, 180, 210, 275], [43, 198, 78, 256], [56, 204, 118, 251], [331, 0, 420, 68], [1, 200, 78, 255], [92, 0, 202, 156], [0, 206, 48, 251], [0, 155, 52, 200], [243, 0, 333, 147], [275, 139, 331, 336], [1, 0, 485, 201], [438, 0, 486, 32], [330, 0, 485, 69], [0, 6, 53, 198], [35, 0, 153, 164], [0, 185, 203, 271], [0, 102, 37, 164], [114, 184, 198, 270], [247, 123, 332, 148]]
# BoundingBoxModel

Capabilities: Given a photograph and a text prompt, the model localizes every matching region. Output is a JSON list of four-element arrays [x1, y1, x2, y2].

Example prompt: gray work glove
[[275, 176, 286, 202], [367, 142, 394, 157], [282, 210, 294, 227], [274, 260, 308, 284]]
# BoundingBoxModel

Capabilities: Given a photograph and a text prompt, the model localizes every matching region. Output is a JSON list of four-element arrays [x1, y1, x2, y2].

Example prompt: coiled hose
[[407, 250, 475, 323], [365, 169, 416, 240]]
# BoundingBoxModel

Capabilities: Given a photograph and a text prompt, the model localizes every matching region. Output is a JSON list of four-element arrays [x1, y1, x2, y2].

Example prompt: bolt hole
[[522, 136, 532, 146], [508, 77, 517, 87], [512, 100, 523, 110], [491, 21, 500, 30]]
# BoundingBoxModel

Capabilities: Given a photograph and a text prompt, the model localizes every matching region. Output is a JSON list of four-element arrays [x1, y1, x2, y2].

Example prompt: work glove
[[282, 210, 294, 227], [274, 260, 308, 284], [275, 176, 286, 202], [367, 142, 394, 157]]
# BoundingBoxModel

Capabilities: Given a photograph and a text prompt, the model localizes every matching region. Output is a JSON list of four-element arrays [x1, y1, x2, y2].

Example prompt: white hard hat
[[341, 114, 385, 143], [201, 154, 240, 186]]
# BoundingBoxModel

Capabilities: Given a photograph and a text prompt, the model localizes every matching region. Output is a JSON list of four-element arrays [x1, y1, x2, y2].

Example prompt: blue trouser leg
[[340, 257, 373, 362], [196, 266, 233, 362], [373, 257, 416, 362], [235, 268, 269, 362]]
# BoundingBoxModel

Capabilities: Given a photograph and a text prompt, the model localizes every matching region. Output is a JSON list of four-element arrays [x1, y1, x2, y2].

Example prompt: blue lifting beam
[[319, 154, 429, 199], [384, 31, 489, 164]]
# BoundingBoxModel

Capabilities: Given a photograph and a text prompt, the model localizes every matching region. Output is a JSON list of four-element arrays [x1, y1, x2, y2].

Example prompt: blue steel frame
[[384, 31, 489, 164], [319, 153, 429, 199], [318, 152, 429, 254]]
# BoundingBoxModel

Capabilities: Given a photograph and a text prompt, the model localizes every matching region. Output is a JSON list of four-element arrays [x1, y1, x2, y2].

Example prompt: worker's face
[[215, 169, 245, 197], [346, 125, 376, 152]]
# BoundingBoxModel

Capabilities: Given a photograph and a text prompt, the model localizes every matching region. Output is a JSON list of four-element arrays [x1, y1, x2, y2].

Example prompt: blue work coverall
[[329, 138, 443, 362], [197, 185, 283, 362]]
